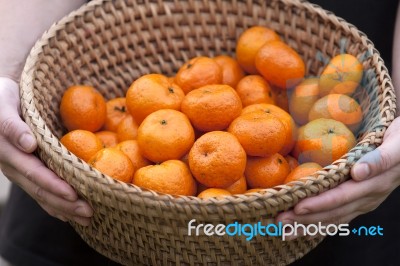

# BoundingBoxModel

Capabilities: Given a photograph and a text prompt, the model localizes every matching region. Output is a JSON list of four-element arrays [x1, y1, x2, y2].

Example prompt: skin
[[0, 0, 90, 226], [276, 4, 400, 240]]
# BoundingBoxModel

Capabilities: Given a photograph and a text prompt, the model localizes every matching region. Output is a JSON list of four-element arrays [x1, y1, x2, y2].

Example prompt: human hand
[[0, 77, 93, 226], [276, 116, 400, 238]]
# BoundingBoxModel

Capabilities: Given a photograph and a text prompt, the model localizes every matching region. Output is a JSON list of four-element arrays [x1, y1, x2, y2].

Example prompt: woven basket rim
[[20, 0, 396, 210]]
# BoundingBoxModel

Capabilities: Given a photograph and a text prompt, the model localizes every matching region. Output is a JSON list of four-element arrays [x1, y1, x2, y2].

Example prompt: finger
[[0, 78, 37, 153], [1, 146, 78, 201], [292, 179, 372, 215], [352, 117, 400, 181]]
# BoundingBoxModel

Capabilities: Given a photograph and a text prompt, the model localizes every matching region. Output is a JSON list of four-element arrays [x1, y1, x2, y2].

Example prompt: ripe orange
[[116, 115, 139, 142], [188, 131, 246, 188], [245, 154, 290, 189], [60, 85, 106, 132], [133, 160, 197, 196], [60, 129, 103, 162], [175, 56, 223, 94], [88, 147, 134, 183], [245, 188, 265, 194], [289, 78, 320, 125], [125, 73, 185, 123], [255, 40, 305, 89], [197, 188, 232, 199], [228, 111, 286, 157], [181, 84, 242, 132], [284, 162, 323, 184], [294, 118, 356, 166], [94, 130, 119, 148], [224, 175, 247, 194], [241, 103, 296, 156], [103, 97, 129, 132], [214, 55, 245, 88], [115, 140, 151, 171], [236, 26, 281, 74], [137, 109, 195, 162], [235, 75, 275, 107], [308, 93, 363, 133], [319, 53, 363, 96]]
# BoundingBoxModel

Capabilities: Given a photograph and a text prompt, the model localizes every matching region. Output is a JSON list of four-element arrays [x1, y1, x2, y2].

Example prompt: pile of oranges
[[59, 26, 363, 199]]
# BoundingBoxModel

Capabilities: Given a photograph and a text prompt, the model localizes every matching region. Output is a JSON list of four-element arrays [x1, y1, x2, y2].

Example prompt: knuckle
[[0, 116, 17, 138], [34, 186, 45, 203], [378, 149, 393, 172]]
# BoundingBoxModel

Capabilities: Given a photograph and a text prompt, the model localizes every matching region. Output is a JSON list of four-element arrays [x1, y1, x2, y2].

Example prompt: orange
[[241, 103, 296, 156], [319, 53, 363, 96], [60, 85, 106, 132], [245, 188, 265, 194], [116, 115, 139, 142], [88, 147, 134, 183], [133, 160, 197, 196], [289, 78, 320, 125], [189, 131, 246, 188], [214, 55, 245, 88], [284, 162, 323, 184], [197, 188, 232, 199], [285, 155, 300, 172], [294, 118, 356, 166], [115, 140, 151, 171], [137, 109, 195, 162], [103, 97, 129, 132], [181, 84, 242, 132], [236, 26, 281, 74], [175, 56, 223, 94], [126, 73, 185, 124], [94, 130, 119, 148], [255, 40, 305, 89], [228, 111, 286, 157], [60, 129, 103, 162], [245, 154, 290, 189], [308, 93, 363, 133], [224, 175, 247, 194], [235, 75, 275, 107]]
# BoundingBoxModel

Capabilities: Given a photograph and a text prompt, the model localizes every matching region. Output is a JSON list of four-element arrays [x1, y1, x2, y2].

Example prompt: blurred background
[[0, 171, 11, 213]]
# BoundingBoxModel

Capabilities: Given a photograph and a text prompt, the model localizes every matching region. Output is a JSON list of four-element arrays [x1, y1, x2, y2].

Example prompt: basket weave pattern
[[20, 0, 396, 265]]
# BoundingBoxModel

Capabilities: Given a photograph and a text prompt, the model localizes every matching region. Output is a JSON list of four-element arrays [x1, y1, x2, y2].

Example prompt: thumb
[[0, 78, 37, 153], [351, 118, 400, 181]]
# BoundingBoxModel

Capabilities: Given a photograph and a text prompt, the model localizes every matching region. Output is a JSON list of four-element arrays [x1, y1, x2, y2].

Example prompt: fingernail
[[353, 163, 371, 180], [296, 208, 310, 215], [75, 206, 93, 217], [19, 133, 36, 151]]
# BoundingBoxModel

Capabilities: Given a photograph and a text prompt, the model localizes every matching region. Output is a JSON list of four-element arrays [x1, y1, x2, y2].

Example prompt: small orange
[[60, 129, 103, 162], [88, 147, 134, 183], [133, 160, 197, 196], [137, 109, 195, 162], [197, 188, 232, 199], [214, 55, 245, 88], [236, 26, 281, 74], [181, 84, 242, 132], [126, 73, 185, 123], [103, 97, 129, 132], [115, 140, 151, 171], [95, 130, 119, 148], [224, 175, 247, 194], [294, 118, 356, 166], [289, 78, 320, 125], [241, 104, 296, 156], [228, 111, 286, 157], [175, 56, 223, 94], [116, 115, 139, 142], [255, 40, 305, 89], [284, 155, 300, 172], [60, 85, 106, 132], [284, 162, 323, 184], [308, 93, 363, 133], [245, 188, 265, 194], [319, 53, 363, 96], [235, 75, 275, 107], [245, 154, 290, 189], [189, 131, 246, 188]]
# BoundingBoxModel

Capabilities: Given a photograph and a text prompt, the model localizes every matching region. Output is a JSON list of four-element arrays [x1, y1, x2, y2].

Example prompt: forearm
[[392, 3, 400, 111], [0, 0, 86, 81]]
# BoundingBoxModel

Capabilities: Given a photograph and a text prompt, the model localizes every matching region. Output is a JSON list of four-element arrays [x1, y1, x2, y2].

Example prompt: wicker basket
[[20, 0, 396, 265]]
